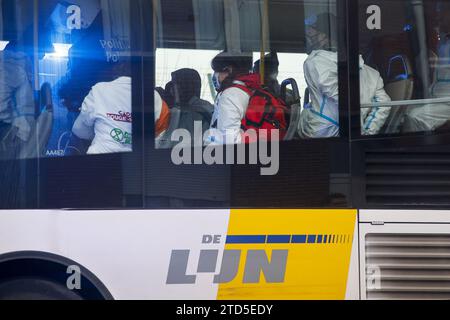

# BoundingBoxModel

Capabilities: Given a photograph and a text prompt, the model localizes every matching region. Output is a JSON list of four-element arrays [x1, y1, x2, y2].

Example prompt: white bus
[[1, 0, 450, 300]]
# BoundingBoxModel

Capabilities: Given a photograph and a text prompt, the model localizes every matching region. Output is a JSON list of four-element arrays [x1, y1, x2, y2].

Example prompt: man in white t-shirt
[[72, 76, 132, 154]]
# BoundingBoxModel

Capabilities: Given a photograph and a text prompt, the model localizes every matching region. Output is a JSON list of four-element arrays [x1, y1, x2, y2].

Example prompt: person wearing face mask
[[206, 51, 288, 145], [299, 13, 391, 138], [403, 25, 450, 133], [206, 52, 254, 145]]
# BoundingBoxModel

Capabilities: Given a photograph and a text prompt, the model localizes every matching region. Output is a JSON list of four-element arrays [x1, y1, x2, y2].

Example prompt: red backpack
[[231, 75, 289, 142]]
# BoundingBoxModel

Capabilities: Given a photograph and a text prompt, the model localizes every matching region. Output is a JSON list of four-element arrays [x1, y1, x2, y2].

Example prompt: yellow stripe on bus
[[217, 209, 357, 300]]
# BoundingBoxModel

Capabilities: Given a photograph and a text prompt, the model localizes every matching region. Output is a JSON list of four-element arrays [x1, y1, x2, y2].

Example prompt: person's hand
[[12, 116, 32, 142], [0, 125, 19, 153]]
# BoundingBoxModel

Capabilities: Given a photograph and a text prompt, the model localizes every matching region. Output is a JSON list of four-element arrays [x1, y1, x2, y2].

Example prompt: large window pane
[[0, 0, 137, 210], [154, 0, 339, 149], [0, 0, 132, 160], [147, 0, 342, 209], [359, 0, 450, 136]]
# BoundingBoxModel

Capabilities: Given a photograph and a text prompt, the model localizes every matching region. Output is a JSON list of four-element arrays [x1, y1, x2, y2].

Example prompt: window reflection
[[155, 0, 338, 149], [360, 0, 450, 136], [0, 0, 132, 160]]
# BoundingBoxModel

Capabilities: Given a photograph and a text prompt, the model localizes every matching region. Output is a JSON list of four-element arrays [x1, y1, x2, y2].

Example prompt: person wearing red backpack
[[205, 52, 288, 145]]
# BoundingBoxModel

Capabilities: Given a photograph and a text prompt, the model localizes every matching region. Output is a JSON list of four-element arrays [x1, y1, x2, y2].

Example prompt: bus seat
[[304, 88, 310, 109], [280, 78, 301, 141], [381, 55, 414, 134], [19, 83, 54, 159]]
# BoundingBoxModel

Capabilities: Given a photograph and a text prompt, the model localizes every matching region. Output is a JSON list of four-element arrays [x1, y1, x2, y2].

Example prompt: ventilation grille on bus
[[366, 233, 450, 300], [365, 150, 450, 206]]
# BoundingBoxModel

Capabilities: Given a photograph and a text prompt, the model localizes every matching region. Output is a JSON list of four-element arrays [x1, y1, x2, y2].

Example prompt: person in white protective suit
[[205, 52, 254, 145], [72, 63, 132, 155], [0, 25, 53, 159], [403, 32, 450, 133], [0, 50, 35, 153], [299, 13, 392, 138], [299, 50, 392, 138]]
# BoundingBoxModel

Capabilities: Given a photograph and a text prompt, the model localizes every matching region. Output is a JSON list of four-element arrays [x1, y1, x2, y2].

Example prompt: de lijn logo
[[166, 235, 288, 285]]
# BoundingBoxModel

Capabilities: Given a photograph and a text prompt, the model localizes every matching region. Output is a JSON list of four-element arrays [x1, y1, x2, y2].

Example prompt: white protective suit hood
[[299, 50, 391, 138]]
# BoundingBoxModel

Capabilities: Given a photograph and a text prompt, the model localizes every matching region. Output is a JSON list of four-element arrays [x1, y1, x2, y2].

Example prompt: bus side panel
[[0, 209, 357, 300], [0, 210, 231, 300]]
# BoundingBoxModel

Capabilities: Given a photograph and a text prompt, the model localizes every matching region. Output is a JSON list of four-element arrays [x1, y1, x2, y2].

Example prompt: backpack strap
[[229, 83, 253, 96]]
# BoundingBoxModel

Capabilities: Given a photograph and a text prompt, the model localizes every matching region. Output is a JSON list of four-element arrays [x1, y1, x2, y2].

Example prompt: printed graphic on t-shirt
[[107, 111, 132, 123], [110, 128, 132, 145]]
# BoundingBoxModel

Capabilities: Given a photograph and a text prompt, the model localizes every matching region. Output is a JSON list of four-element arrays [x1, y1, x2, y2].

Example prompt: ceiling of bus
[[157, 0, 308, 53]]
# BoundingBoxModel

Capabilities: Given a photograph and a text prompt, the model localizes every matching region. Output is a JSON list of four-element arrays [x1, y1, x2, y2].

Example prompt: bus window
[[0, 0, 133, 160], [154, 0, 339, 148], [359, 0, 450, 136]]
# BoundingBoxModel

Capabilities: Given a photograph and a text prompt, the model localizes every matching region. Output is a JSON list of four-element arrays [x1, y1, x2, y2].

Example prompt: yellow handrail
[[260, 0, 269, 85]]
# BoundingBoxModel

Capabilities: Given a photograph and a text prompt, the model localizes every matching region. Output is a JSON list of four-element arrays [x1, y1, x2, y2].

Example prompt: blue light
[[404, 24, 413, 32], [44, 43, 72, 59], [305, 14, 318, 27], [0, 41, 9, 51]]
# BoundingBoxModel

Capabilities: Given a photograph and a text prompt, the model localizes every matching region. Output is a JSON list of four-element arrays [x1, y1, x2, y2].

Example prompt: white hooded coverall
[[299, 50, 392, 138], [403, 40, 450, 133]]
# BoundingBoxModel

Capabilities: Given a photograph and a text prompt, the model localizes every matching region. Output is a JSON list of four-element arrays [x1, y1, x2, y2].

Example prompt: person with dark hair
[[305, 12, 338, 54], [253, 51, 281, 97], [164, 68, 214, 143], [253, 51, 296, 106], [207, 51, 289, 144], [299, 13, 391, 138], [71, 41, 132, 154], [206, 51, 254, 144]]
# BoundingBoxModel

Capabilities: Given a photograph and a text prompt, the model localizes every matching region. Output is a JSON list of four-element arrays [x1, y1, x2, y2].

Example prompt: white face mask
[[306, 27, 330, 53]]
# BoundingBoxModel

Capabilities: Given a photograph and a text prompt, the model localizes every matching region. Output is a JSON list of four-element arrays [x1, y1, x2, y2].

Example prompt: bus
[[1, 0, 450, 300]]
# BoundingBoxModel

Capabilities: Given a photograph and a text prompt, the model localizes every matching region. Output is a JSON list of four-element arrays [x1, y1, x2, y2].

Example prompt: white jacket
[[299, 50, 391, 138], [72, 76, 132, 154], [205, 82, 250, 145]]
